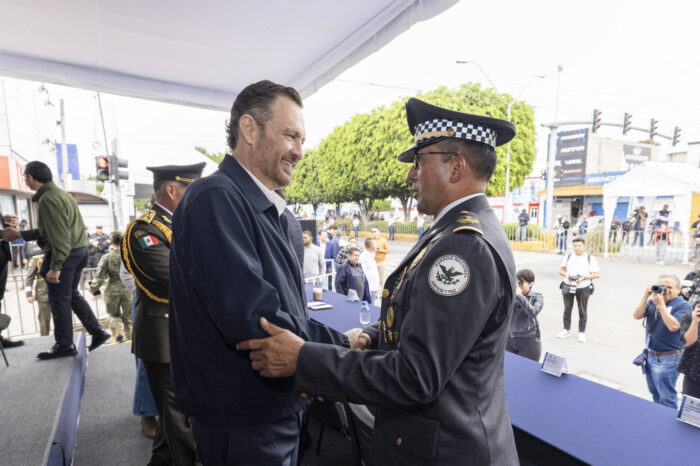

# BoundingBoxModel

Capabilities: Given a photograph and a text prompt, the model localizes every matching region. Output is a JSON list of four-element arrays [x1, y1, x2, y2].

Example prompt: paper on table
[[677, 395, 700, 428], [541, 352, 568, 377]]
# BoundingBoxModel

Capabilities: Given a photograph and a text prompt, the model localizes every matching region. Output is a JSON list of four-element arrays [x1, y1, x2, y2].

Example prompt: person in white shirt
[[352, 216, 360, 238], [557, 237, 600, 343], [359, 237, 380, 303], [302, 231, 324, 286]]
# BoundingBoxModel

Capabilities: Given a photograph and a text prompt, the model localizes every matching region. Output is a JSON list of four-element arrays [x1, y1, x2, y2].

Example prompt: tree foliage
[[195, 146, 226, 164]]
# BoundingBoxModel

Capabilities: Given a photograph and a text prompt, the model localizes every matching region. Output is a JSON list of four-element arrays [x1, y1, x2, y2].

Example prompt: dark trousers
[[143, 360, 199, 466], [562, 287, 592, 333], [11, 245, 25, 268], [41, 247, 102, 346], [191, 412, 302, 466], [633, 230, 644, 246], [683, 376, 700, 399], [506, 337, 542, 362]]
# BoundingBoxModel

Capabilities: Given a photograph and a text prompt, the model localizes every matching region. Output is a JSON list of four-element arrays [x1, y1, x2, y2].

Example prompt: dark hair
[[440, 139, 497, 181], [364, 238, 375, 248], [226, 80, 303, 152], [573, 237, 585, 244], [153, 180, 186, 195], [302, 230, 313, 237], [329, 225, 338, 231], [24, 161, 53, 183], [348, 247, 360, 255], [516, 269, 535, 284], [111, 234, 122, 246]]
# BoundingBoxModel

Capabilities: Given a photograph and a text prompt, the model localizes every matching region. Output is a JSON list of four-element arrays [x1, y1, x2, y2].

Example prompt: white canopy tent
[[0, 0, 456, 110], [602, 161, 700, 262]]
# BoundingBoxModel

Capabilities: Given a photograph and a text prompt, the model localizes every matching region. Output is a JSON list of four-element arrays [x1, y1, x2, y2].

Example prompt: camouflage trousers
[[105, 288, 133, 340], [36, 300, 51, 336]]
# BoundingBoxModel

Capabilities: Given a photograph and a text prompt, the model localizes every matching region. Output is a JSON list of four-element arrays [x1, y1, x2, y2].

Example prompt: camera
[[651, 284, 667, 294], [681, 270, 700, 307]]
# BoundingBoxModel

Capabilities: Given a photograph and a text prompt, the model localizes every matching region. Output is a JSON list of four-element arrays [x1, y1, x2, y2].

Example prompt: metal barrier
[[304, 259, 337, 292], [2, 267, 108, 339]]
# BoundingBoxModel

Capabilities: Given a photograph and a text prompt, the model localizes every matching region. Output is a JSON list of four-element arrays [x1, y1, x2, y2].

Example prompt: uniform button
[[317, 396, 324, 402], [300, 393, 308, 399], [164, 313, 169, 318], [396, 437, 402, 446], [335, 401, 343, 405], [382, 289, 389, 299]]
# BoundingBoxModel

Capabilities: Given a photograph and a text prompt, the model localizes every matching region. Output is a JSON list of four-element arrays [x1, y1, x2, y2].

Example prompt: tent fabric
[[602, 161, 700, 260], [0, 0, 457, 110]]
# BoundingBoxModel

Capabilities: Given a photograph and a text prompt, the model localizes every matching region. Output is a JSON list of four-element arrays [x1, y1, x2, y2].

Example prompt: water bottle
[[360, 301, 371, 325]]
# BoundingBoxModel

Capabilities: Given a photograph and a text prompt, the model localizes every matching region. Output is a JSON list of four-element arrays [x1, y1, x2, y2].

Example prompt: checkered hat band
[[414, 119, 497, 148]]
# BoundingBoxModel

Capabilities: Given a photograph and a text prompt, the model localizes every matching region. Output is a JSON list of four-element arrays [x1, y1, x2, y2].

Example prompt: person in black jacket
[[506, 269, 543, 361]]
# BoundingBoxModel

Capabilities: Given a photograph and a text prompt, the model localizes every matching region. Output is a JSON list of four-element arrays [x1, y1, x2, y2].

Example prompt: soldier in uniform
[[25, 250, 51, 336], [88, 225, 110, 269], [89, 232, 132, 342], [239, 98, 520, 465], [122, 163, 205, 466]]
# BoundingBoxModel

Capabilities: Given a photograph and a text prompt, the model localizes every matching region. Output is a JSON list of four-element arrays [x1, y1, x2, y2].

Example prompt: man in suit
[[169, 80, 357, 465], [239, 98, 520, 465], [122, 163, 205, 466]]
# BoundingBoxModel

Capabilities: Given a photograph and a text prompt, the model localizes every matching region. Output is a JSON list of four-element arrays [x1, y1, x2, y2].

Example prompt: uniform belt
[[647, 348, 683, 356]]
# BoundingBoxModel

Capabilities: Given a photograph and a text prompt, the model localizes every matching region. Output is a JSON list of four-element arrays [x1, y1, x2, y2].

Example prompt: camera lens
[[651, 284, 666, 293]]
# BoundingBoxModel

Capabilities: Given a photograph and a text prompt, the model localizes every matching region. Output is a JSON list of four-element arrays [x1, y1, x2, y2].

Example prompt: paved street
[[382, 238, 695, 402]]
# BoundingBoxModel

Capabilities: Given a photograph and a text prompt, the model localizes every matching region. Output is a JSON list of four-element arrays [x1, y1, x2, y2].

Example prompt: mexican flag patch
[[138, 235, 159, 249]]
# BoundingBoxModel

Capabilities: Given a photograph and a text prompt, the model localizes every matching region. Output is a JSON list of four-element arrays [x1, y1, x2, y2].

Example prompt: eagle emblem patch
[[428, 255, 470, 296]]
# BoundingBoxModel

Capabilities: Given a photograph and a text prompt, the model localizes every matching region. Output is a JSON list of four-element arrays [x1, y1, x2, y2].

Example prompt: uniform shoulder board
[[138, 209, 156, 224], [453, 211, 483, 235]]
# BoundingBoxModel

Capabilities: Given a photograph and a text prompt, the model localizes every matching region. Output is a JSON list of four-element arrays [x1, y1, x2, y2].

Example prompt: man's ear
[[449, 155, 468, 183], [239, 114, 259, 146]]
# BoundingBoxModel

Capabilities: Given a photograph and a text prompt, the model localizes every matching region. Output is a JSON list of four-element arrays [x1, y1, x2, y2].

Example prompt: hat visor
[[397, 137, 451, 163]]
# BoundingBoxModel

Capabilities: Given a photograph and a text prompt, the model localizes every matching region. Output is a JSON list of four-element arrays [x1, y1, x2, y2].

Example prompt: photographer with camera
[[678, 304, 700, 398], [633, 275, 692, 408], [632, 206, 647, 247], [557, 237, 600, 343]]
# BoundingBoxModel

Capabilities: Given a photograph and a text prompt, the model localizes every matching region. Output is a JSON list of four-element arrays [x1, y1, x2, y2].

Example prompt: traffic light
[[623, 113, 632, 135], [672, 127, 681, 146], [109, 155, 129, 182], [540, 169, 547, 181], [650, 118, 658, 140], [592, 109, 602, 133], [95, 156, 110, 182]]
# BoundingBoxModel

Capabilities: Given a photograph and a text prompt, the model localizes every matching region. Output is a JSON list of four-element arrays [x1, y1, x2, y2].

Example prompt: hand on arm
[[237, 318, 305, 377]]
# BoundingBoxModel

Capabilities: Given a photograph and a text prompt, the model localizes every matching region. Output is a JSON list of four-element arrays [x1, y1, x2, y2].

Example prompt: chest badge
[[386, 306, 395, 328], [428, 255, 470, 296], [410, 247, 428, 269]]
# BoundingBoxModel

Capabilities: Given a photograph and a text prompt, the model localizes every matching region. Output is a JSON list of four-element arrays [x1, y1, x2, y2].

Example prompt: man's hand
[[2, 227, 20, 241], [576, 277, 585, 284], [236, 318, 304, 377], [344, 328, 371, 350], [692, 305, 700, 325], [27, 297, 34, 304], [650, 291, 665, 307], [46, 270, 61, 284], [644, 284, 653, 297]]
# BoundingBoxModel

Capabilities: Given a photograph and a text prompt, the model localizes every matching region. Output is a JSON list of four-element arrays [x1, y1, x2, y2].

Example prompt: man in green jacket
[[2, 161, 109, 359]]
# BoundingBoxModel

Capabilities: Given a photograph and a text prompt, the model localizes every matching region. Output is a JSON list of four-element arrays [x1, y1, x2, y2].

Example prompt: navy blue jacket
[[334, 261, 371, 302], [324, 238, 338, 267], [169, 156, 349, 426]]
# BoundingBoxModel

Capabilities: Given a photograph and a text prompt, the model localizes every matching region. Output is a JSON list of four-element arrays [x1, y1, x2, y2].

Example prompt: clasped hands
[[237, 317, 371, 378]]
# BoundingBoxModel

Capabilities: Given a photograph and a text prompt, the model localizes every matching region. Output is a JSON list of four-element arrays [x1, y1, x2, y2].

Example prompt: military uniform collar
[[152, 202, 173, 221], [154, 201, 173, 217], [219, 156, 282, 215], [433, 193, 485, 225], [31, 181, 57, 202]]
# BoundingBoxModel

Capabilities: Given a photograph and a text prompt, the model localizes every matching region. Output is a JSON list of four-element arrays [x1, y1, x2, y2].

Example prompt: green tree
[[195, 146, 226, 164], [285, 148, 325, 214], [299, 83, 535, 222]]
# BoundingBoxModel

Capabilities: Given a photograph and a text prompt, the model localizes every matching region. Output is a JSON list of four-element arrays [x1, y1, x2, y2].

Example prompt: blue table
[[305, 284, 380, 332], [305, 285, 699, 464], [505, 352, 698, 465]]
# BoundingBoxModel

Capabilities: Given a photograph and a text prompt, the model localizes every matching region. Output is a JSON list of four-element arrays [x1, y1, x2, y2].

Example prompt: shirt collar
[[433, 193, 485, 225], [239, 164, 287, 217], [154, 202, 173, 216]]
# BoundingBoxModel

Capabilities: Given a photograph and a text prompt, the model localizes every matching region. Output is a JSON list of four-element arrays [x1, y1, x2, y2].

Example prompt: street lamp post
[[456, 61, 544, 223]]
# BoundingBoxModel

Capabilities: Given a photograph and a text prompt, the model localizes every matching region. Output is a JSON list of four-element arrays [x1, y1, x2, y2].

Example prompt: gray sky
[[39, 0, 700, 179]]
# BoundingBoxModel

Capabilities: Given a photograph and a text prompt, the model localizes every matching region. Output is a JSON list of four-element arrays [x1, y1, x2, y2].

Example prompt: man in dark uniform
[[239, 98, 520, 465], [88, 225, 110, 269], [122, 163, 205, 466]]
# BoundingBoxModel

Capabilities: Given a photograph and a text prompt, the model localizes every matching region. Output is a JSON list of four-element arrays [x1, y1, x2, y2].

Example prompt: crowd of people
[[0, 79, 699, 465]]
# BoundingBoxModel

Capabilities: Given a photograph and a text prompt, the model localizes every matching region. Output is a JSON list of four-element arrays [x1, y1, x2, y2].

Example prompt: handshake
[[1, 227, 21, 242]]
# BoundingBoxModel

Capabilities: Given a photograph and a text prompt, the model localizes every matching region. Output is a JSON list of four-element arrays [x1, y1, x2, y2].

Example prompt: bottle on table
[[360, 301, 371, 325]]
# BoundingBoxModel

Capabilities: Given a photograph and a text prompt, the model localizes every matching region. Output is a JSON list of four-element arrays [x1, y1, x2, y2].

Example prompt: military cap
[[146, 162, 206, 185], [398, 98, 516, 162]]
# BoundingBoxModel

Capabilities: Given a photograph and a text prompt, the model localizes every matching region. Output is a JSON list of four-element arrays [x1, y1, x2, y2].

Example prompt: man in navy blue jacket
[[169, 80, 358, 465]]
